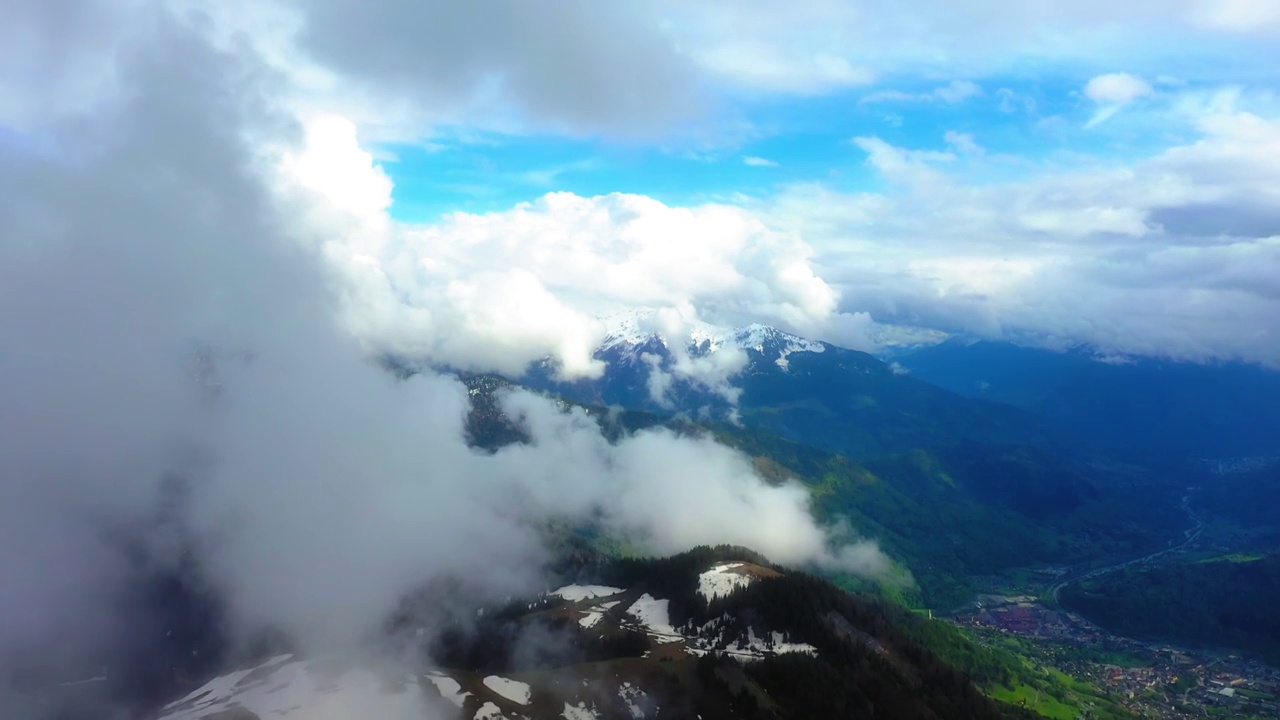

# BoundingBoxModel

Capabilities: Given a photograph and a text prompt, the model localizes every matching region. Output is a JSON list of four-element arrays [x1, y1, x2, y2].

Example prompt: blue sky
[[382, 72, 1223, 222], [163, 0, 1278, 369]]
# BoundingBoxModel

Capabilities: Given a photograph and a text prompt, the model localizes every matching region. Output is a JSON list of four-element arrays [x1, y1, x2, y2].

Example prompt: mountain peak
[[597, 310, 825, 370]]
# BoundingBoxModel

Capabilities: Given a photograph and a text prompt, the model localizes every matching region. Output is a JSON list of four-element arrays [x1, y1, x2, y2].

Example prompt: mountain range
[[518, 313, 1047, 460]]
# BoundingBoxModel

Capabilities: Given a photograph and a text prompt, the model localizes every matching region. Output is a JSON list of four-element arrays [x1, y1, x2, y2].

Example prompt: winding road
[[1049, 489, 1203, 604]]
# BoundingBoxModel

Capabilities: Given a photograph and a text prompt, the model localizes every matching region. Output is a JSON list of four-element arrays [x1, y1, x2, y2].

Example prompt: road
[[1049, 489, 1203, 604]]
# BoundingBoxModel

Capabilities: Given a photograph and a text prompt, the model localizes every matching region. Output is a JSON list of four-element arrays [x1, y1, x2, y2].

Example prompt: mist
[[0, 2, 886, 716]]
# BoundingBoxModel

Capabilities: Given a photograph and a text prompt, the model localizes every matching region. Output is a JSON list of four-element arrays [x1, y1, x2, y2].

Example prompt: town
[[952, 592, 1280, 718]]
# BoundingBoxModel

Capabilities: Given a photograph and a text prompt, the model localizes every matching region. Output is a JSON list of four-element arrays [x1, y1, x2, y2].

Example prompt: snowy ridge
[[598, 309, 825, 370]]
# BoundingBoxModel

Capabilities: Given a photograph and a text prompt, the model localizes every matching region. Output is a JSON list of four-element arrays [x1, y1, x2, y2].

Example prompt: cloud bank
[[0, 1, 886, 716], [763, 95, 1280, 365]]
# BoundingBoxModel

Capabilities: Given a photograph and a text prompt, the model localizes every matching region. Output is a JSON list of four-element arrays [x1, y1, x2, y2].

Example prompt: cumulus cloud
[[762, 96, 1280, 366], [0, 2, 886, 716], [296, 121, 851, 379], [743, 155, 780, 167]]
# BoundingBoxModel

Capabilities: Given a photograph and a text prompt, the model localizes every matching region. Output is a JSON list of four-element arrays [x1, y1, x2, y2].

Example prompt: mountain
[[896, 340, 1280, 459], [152, 546, 1048, 720], [519, 313, 1048, 460]]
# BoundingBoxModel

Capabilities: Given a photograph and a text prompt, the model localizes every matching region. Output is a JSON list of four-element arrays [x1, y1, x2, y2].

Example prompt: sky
[[158, 0, 1277, 371], [0, 0, 1278, 715]]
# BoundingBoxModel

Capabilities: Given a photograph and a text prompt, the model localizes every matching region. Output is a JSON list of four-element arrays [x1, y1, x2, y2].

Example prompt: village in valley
[[950, 587, 1280, 719]]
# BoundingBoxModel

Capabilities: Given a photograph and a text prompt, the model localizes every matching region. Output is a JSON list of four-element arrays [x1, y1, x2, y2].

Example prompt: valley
[[945, 482, 1279, 719]]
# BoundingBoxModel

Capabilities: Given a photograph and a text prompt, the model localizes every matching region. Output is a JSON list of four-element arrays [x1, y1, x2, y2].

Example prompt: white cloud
[[853, 136, 957, 185], [1085, 72, 1154, 104], [291, 121, 849, 379], [649, 0, 1280, 98], [743, 155, 779, 167], [1189, 0, 1280, 33], [1084, 73, 1155, 127], [944, 130, 984, 155], [762, 97, 1280, 366], [862, 80, 984, 104], [698, 43, 876, 94]]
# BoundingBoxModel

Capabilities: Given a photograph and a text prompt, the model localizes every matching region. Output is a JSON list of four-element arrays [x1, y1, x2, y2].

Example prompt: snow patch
[[425, 672, 470, 708], [680, 616, 818, 661], [578, 598, 622, 629], [551, 584, 624, 602], [697, 562, 753, 601], [475, 701, 505, 720], [625, 594, 678, 640], [732, 628, 817, 661], [483, 675, 532, 705]]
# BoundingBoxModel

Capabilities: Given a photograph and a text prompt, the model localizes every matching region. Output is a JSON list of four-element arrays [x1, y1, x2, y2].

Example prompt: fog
[[0, 3, 884, 716]]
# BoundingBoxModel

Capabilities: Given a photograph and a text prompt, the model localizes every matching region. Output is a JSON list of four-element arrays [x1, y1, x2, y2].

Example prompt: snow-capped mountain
[[519, 311, 1041, 459], [595, 309, 827, 372]]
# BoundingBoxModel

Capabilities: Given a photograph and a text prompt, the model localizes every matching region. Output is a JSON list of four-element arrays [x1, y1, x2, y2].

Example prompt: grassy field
[[991, 682, 1079, 719], [976, 633, 1137, 719]]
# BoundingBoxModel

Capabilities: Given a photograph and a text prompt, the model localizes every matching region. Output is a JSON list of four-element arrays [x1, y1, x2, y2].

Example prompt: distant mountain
[[896, 340, 1280, 459], [153, 546, 1045, 720], [520, 314, 1048, 460]]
